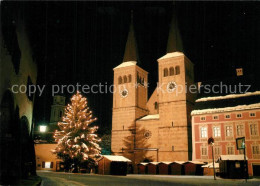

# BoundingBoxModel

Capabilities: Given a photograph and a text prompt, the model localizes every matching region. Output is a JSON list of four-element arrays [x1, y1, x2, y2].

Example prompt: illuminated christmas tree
[[53, 91, 101, 172]]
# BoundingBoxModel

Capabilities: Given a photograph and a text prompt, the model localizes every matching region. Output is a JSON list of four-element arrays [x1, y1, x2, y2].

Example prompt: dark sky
[[1, 1, 259, 134]]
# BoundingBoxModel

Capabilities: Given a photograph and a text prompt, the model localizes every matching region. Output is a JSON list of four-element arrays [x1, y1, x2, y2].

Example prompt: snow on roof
[[138, 162, 148, 166], [159, 162, 172, 165], [138, 114, 159, 121], [148, 162, 160, 165], [201, 162, 219, 168], [158, 52, 184, 60], [101, 155, 131, 162], [218, 155, 248, 161], [191, 103, 260, 115], [185, 161, 205, 165], [113, 61, 137, 69], [196, 91, 260, 102], [172, 161, 186, 165]]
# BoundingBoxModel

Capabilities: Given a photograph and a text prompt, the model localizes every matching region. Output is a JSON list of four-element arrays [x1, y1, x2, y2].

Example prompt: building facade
[[34, 95, 65, 170], [111, 11, 195, 170], [192, 90, 260, 176], [0, 13, 37, 183]]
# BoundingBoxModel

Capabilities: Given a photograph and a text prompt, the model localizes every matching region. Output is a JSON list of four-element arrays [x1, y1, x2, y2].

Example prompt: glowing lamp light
[[39, 125, 47, 132]]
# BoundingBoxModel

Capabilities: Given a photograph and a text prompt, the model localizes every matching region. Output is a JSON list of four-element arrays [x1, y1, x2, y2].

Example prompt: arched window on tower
[[118, 76, 122, 84], [123, 76, 127, 83], [175, 66, 180, 75], [169, 67, 174, 76], [163, 68, 168, 77], [154, 102, 158, 110], [128, 75, 132, 83]]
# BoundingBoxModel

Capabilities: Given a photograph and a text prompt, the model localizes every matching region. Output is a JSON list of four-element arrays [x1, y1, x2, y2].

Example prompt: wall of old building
[[192, 110, 260, 176]]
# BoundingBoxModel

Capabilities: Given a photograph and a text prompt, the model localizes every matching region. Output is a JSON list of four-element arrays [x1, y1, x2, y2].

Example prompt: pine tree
[[53, 91, 101, 172]]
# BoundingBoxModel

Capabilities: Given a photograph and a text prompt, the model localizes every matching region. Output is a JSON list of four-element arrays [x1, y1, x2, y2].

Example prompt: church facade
[[111, 11, 196, 168]]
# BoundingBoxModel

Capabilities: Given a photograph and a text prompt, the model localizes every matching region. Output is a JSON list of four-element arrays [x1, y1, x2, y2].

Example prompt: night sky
[[1, 1, 259, 134]]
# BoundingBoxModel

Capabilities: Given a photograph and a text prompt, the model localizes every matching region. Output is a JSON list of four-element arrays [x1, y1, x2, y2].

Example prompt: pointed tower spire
[[167, 4, 183, 53], [123, 10, 138, 62]]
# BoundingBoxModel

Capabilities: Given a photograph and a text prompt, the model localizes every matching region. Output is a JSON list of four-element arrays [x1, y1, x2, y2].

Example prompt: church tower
[[49, 95, 66, 125], [157, 7, 195, 161], [111, 11, 148, 157]]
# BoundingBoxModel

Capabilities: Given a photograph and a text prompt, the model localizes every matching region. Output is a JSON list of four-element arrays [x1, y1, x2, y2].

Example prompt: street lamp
[[39, 125, 47, 133], [208, 137, 216, 180]]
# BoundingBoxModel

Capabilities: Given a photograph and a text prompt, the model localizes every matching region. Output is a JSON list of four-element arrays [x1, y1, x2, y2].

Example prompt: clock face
[[120, 89, 128, 98], [167, 81, 177, 92]]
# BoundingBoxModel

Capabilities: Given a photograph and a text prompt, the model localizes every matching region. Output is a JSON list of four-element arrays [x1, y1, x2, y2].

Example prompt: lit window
[[201, 127, 207, 138], [237, 125, 244, 136], [213, 126, 221, 137], [227, 147, 234, 155], [225, 114, 231, 119], [250, 113, 256, 117], [226, 126, 233, 137], [200, 116, 206, 121], [213, 115, 219, 120], [252, 146, 259, 155], [201, 147, 207, 156], [236, 113, 242, 118], [45, 162, 51, 168], [250, 124, 258, 136]]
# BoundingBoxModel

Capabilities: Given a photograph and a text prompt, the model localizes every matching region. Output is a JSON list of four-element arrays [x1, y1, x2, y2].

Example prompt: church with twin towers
[[111, 10, 195, 167]]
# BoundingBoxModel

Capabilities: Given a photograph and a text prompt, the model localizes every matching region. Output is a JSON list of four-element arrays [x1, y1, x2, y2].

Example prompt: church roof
[[122, 10, 138, 62], [166, 6, 183, 53], [158, 51, 184, 60], [113, 61, 137, 70], [138, 114, 159, 121]]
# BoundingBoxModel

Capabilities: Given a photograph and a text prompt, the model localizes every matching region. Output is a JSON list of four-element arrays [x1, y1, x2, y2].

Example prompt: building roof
[[166, 6, 183, 53], [192, 76, 260, 115], [138, 114, 159, 121], [158, 52, 184, 60], [201, 162, 219, 168], [99, 155, 131, 162], [218, 155, 248, 161], [147, 162, 160, 165], [123, 11, 138, 62], [184, 161, 205, 165], [158, 162, 172, 165], [171, 161, 186, 165], [113, 61, 137, 70], [138, 162, 148, 166]]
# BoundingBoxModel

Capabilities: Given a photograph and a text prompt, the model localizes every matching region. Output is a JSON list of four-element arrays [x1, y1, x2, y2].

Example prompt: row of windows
[[163, 66, 180, 77], [200, 123, 258, 138], [200, 112, 256, 121], [201, 145, 259, 156], [118, 75, 132, 84]]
